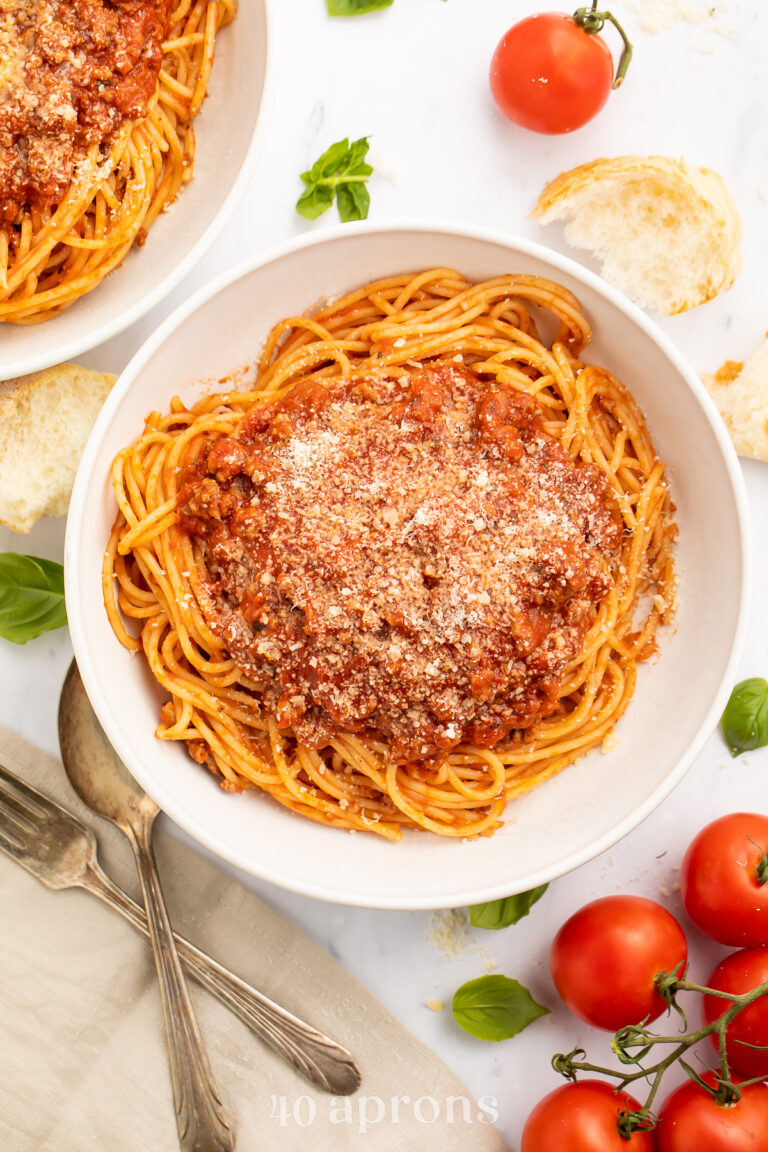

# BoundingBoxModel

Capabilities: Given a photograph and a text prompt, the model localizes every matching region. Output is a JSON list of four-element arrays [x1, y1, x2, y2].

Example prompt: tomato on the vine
[[521, 1080, 653, 1151], [550, 896, 688, 1031], [703, 948, 768, 1080], [681, 813, 768, 946], [489, 8, 632, 135], [656, 1071, 768, 1152]]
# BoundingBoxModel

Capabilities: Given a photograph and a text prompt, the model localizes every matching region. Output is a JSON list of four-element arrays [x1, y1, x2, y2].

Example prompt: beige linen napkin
[[0, 724, 509, 1152]]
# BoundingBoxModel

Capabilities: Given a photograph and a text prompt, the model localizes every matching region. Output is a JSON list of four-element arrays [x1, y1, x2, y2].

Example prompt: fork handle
[[83, 861, 360, 1095], [128, 821, 233, 1152]]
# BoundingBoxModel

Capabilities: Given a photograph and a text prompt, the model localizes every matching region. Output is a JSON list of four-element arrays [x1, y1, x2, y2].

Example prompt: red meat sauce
[[0, 0, 172, 221], [177, 364, 624, 762]]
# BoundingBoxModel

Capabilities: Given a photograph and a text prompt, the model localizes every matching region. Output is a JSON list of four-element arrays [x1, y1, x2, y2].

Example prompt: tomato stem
[[551, 973, 768, 1131], [572, 2, 633, 89], [748, 835, 768, 886], [618, 1108, 656, 1139]]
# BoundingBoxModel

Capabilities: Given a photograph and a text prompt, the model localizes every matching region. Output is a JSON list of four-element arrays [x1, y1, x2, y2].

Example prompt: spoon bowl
[[59, 663, 158, 834]]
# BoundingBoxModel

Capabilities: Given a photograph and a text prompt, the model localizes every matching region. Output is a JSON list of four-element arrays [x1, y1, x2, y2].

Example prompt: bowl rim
[[0, 0, 277, 382], [65, 220, 753, 908]]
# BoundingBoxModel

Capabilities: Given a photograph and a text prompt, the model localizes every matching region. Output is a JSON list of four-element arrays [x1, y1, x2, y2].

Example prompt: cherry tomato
[[550, 896, 688, 1031], [521, 1080, 654, 1151], [703, 948, 768, 1079], [490, 13, 615, 135], [681, 813, 768, 946], [656, 1071, 768, 1152]]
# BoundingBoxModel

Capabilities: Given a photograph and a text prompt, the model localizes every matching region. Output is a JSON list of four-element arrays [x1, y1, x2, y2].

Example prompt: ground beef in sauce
[[0, 0, 171, 221], [177, 364, 624, 761]]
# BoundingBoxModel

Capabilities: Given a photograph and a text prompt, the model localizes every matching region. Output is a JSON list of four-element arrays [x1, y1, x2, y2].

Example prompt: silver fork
[[0, 760, 360, 1096]]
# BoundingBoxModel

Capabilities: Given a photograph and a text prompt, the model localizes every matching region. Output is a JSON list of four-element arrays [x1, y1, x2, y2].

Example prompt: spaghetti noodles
[[105, 270, 676, 840], [0, 0, 235, 325]]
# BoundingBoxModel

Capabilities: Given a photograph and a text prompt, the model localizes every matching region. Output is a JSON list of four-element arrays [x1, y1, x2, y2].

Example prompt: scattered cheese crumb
[[479, 948, 499, 974], [623, 0, 735, 36], [425, 999, 444, 1013], [428, 909, 472, 961], [601, 731, 621, 755], [427, 909, 499, 973]]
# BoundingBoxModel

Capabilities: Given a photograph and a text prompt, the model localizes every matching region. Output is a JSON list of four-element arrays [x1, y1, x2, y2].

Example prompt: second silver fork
[[0, 760, 360, 1096]]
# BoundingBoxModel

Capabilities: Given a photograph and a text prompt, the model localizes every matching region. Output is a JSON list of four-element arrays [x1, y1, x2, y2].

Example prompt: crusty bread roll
[[703, 340, 768, 463], [0, 363, 116, 532], [532, 156, 742, 315]]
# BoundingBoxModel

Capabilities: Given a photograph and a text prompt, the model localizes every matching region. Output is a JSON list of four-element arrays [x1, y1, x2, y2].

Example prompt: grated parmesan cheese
[[623, 0, 736, 37]]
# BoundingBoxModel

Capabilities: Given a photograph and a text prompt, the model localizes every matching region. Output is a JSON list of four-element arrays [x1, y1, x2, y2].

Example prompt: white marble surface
[[2, 1, 768, 1146]]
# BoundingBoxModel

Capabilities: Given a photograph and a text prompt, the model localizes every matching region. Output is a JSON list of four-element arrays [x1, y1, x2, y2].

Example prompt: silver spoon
[[59, 662, 233, 1152]]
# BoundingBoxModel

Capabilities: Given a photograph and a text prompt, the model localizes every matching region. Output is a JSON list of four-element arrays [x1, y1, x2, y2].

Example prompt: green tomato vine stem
[[552, 973, 768, 1136], [748, 835, 768, 886], [572, 1, 633, 89]]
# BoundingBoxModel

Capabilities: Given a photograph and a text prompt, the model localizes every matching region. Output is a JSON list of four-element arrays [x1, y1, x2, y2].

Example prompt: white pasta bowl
[[0, 0, 273, 382], [65, 224, 750, 909]]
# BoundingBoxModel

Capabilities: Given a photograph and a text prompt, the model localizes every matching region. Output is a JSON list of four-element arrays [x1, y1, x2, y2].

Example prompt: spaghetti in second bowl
[[104, 269, 675, 840]]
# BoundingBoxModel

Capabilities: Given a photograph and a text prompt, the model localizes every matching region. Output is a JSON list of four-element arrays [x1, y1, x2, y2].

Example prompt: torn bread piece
[[533, 155, 742, 315], [703, 339, 768, 462], [0, 363, 116, 532]]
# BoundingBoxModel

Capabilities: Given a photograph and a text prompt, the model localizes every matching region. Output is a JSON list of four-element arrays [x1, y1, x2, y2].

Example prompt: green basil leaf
[[470, 885, 549, 930], [0, 553, 67, 644], [337, 181, 370, 222], [296, 136, 374, 222], [327, 0, 394, 15], [337, 136, 372, 177], [296, 183, 335, 221], [452, 975, 550, 1042], [303, 138, 351, 184], [722, 678, 768, 757]]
